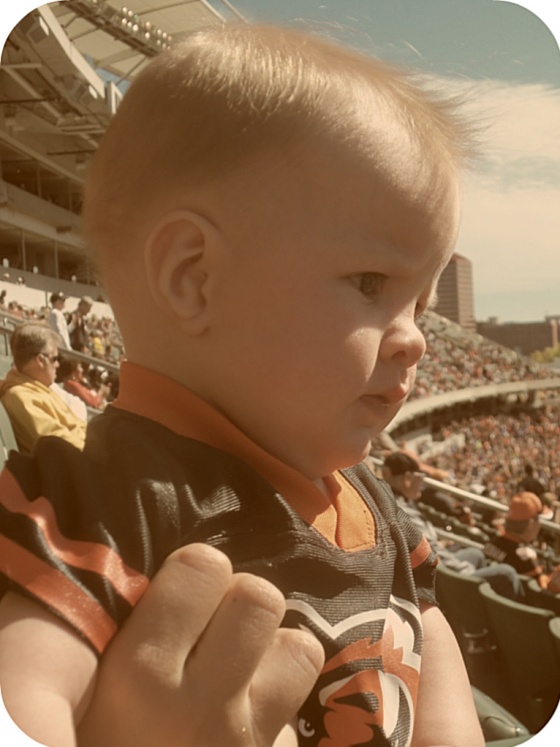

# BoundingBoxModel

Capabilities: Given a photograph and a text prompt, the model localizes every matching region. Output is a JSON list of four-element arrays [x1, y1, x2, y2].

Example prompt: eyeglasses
[[39, 352, 60, 364]]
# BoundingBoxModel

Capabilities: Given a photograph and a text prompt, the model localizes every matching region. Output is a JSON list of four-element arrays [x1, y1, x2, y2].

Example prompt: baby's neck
[[312, 474, 340, 500]]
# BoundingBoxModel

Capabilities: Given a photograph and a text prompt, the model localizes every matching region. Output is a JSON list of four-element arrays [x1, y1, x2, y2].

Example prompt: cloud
[[462, 81, 560, 184], [440, 78, 560, 316]]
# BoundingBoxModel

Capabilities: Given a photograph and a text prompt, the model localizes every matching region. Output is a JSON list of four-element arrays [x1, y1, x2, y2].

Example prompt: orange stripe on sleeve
[[0, 469, 148, 606], [409, 536, 436, 570], [0, 534, 117, 653]]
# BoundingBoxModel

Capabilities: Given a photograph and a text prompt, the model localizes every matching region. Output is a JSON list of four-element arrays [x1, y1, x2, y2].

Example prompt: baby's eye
[[355, 272, 385, 300]]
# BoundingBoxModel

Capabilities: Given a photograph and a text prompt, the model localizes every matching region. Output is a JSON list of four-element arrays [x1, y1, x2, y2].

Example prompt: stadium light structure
[[64, 0, 173, 57]]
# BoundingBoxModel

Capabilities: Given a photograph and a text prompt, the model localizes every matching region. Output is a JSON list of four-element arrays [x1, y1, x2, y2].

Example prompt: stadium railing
[[0, 318, 119, 376], [369, 456, 560, 539], [387, 378, 560, 432]]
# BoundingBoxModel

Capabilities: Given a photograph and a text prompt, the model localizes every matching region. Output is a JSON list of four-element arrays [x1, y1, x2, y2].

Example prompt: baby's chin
[[326, 441, 377, 475]]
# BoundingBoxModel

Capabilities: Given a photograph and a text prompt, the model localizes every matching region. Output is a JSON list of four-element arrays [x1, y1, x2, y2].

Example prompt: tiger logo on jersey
[[285, 597, 422, 746]]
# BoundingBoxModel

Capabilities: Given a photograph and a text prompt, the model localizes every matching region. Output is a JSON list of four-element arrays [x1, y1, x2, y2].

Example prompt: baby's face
[[207, 142, 460, 480]]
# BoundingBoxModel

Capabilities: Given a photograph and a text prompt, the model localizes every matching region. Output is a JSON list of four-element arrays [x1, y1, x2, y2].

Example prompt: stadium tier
[[0, 1, 242, 297]]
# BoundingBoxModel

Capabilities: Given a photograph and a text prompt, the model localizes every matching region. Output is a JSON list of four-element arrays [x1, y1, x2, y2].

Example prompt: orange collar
[[113, 362, 375, 551]]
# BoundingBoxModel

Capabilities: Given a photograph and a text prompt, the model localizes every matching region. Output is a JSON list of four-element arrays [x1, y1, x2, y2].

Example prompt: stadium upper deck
[[0, 0, 244, 294]]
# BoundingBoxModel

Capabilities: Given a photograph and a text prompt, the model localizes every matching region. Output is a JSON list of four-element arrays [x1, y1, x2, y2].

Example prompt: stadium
[[0, 2, 559, 744]]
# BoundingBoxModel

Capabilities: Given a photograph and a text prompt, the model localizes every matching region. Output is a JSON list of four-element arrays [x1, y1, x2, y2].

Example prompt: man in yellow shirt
[[0, 322, 86, 453]]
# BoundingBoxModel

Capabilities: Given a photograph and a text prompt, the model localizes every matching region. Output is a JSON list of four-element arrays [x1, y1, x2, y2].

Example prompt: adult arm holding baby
[[0, 544, 323, 747], [0, 566, 483, 747]]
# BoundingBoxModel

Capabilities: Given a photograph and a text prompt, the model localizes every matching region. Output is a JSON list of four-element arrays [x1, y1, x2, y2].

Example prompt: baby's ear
[[144, 210, 222, 335]]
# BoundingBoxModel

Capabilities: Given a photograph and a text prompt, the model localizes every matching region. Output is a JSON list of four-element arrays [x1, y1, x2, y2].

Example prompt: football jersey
[[0, 363, 438, 746]]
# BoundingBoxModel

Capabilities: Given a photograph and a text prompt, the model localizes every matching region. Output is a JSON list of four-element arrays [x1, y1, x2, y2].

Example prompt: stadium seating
[[0, 401, 18, 466], [435, 563, 511, 708], [417, 502, 452, 529], [525, 578, 560, 616], [478, 582, 560, 733], [472, 686, 530, 742], [436, 563, 489, 639], [549, 618, 560, 662], [448, 516, 490, 544]]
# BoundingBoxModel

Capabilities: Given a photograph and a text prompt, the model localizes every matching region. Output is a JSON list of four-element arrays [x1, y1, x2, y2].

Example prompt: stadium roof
[[51, 1, 245, 82], [0, 0, 244, 261], [0, 1, 244, 212]]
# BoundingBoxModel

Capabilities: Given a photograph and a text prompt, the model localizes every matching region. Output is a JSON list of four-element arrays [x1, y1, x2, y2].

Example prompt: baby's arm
[[0, 591, 97, 747], [411, 602, 484, 747]]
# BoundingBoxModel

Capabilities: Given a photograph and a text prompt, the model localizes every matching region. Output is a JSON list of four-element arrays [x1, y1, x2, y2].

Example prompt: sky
[[225, 0, 560, 325], [1, 1, 559, 323]]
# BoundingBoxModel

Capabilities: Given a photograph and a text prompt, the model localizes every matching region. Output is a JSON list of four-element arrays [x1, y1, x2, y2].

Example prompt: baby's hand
[[77, 544, 324, 747]]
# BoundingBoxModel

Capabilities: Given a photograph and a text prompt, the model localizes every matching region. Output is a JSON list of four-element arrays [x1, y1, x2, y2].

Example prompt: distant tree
[[532, 344, 560, 364]]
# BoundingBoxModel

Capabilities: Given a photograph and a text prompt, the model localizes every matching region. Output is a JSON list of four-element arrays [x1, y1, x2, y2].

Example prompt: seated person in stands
[[390, 442, 457, 513], [383, 451, 523, 599], [484, 492, 557, 590], [418, 484, 457, 515], [0, 24, 484, 747], [57, 356, 110, 410], [0, 321, 86, 453]]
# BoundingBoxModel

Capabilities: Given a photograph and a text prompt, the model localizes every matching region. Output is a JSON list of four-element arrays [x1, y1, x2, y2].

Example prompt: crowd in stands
[[381, 451, 525, 598], [414, 403, 560, 503], [0, 285, 124, 366], [412, 311, 554, 399], [2, 285, 560, 509]]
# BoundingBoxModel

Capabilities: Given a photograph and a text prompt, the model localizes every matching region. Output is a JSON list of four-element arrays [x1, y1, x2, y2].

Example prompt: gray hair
[[10, 322, 61, 370]]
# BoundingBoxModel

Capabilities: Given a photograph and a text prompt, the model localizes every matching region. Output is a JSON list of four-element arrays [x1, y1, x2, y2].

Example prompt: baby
[[0, 23, 482, 747]]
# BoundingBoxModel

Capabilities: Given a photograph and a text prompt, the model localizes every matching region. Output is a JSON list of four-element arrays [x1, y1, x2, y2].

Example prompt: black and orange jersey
[[0, 363, 438, 746], [483, 532, 543, 579]]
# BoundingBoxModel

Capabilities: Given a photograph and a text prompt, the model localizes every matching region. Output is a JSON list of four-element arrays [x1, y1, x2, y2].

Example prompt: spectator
[[57, 357, 109, 410], [89, 328, 106, 358], [387, 443, 457, 514], [68, 295, 93, 352], [47, 291, 71, 349], [51, 378, 88, 422], [419, 485, 460, 515], [484, 492, 555, 590], [383, 452, 522, 599], [541, 492, 557, 521], [0, 322, 86, 453], [518, 462, 545, 497], [7, 301, 22, 318]]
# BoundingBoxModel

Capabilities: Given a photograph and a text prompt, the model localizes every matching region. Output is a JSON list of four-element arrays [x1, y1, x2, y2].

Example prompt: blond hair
[[83, 23, 475, 270]]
